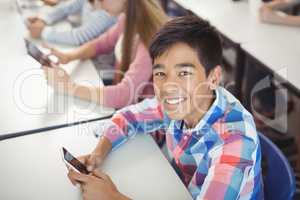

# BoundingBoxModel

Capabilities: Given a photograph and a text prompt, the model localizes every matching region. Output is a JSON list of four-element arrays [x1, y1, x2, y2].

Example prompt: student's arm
[[68, 83, 105, 105], [92, 135, 113, 161], [99, 98, 165, 151], [101, 43, 153, 108], [41, 0, 85, 25], [60, 41, 98, 63], [42, 18, 128, 102], [44, 18, 151, 109], [27, 0, 84, 38], [65, 42, 153, 108], [43, 64, 163, 140], [193, 126, 259, 199], [46, 15, 124, 63], [41, 10, 117, 46], [259, 0, 300, 26], [43, 70, 104, 104], [263, 0, 299, 10]]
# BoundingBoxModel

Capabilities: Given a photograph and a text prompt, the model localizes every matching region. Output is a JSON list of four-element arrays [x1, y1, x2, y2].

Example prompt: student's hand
[[259, 5, 272, 21], [68, 169, 130, 200], [79, 153, 104, 172], [42, 64, 74, 94], [42, 0, 59, 6], [27, 16, 40, 23], [43, 43, 72, 64], [28, 18, 46, 38], [67, 153, 104, 185]]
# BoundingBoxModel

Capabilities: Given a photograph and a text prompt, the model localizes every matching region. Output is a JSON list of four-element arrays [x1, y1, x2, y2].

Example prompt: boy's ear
[[208, 65, 222, 90]]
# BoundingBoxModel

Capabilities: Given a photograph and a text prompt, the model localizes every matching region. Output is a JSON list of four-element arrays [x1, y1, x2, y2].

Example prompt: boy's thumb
[[86, 157, 96, 172]]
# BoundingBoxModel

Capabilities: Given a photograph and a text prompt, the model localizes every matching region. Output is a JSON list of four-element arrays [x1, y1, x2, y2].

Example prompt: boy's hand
[[68, 169, 129, 200], [67, 153, 104, 185], [43, 43, 72, 64], [79, 153, 104, 172], [28, 18, 46, 38]]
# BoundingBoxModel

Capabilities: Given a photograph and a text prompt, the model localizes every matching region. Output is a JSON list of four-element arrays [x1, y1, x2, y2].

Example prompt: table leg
[[234, 46, 246, 101], [161, 0, 169, 12], [296, 100, 300, 171]]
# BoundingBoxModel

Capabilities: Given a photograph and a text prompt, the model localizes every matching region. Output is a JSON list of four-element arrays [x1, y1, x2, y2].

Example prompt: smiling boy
[[68, 15, 263, 200]]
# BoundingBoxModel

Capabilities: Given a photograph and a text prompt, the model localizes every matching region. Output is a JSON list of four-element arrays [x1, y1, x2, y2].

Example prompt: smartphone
[[61, 147, 89, 174], [24, 39, 53, 66]]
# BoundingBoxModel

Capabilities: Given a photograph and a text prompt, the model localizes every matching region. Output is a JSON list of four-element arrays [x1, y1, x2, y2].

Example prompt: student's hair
[[149, 15, 222, 75], [117, 0, 168, 82]]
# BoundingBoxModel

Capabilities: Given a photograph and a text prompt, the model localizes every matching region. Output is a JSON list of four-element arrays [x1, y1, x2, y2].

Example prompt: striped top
[[100, 87, 264, 199], [40, 0, 116, 46]]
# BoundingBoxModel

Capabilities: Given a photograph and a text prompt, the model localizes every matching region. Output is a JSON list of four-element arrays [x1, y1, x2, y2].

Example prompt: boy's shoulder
[[213, 87, 257, 142]]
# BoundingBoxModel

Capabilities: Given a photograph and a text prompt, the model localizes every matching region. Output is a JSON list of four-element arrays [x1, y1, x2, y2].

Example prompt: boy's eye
[[154, 72, 166, 77], [178, 71, 192, 76]]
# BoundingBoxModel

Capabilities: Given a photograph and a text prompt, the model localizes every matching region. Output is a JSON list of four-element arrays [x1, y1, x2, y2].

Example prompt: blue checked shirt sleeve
[[99, 98, 165, 151]]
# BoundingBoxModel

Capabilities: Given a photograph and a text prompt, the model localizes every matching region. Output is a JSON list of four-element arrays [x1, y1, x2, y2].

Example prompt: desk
[[172, 0, 252, 43], [0, 2, 114, 138], [0, 121, 192, 200], [241, 30, 300, 96], [172, 0, 300, 45], [171, 0, 251, 98], [170, 0, 300, 97]]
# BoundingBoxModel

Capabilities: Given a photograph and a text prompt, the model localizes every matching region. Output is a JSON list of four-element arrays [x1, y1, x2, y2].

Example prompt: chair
[[259, 132, 296, 200]]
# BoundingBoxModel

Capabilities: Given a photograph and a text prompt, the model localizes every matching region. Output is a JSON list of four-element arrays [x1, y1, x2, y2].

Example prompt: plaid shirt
[[102, 87, 263, 200]]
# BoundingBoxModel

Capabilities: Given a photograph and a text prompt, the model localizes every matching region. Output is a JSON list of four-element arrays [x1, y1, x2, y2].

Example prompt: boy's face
[[153, 43, 218, 122]]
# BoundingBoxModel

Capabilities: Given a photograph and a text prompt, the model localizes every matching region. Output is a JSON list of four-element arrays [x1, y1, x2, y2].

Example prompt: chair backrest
[[259, 132, 296, 200]]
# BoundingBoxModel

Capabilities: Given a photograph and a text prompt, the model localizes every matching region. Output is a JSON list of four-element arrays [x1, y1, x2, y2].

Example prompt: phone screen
[[62, 147, 89, 174], [24, 39, 52, 66]]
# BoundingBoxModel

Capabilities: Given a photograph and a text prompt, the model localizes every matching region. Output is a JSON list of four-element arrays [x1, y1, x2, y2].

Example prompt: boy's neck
[[183, 90, 215, 129]]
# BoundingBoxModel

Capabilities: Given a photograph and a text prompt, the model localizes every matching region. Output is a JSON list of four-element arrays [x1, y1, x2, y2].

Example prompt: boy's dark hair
[[149, 15, 222, 75]]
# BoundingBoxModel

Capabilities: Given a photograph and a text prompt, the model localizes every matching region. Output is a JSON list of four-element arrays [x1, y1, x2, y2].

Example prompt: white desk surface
[[173, 0, 253, 43], [173, 0, 300, 91], [0, 121, 192, 200], [0, 3, 114, 136], [241, 36, 300, 92]]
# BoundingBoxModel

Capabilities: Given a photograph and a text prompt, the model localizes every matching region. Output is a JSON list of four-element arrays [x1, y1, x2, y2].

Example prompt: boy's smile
[[153, 42, 217, 128]]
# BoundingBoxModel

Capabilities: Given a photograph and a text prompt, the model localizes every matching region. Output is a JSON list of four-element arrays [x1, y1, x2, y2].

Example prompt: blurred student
[[260, 0, 300, 26], [42, 0, 168, 108], [27, 0, 117, 46], [67, 15, 263, 200]]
